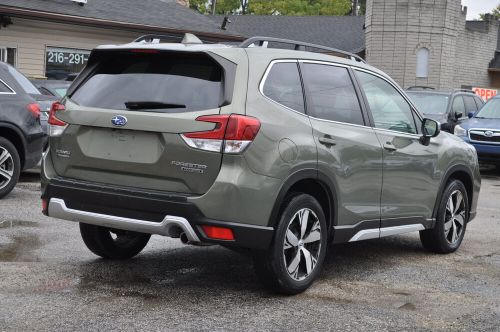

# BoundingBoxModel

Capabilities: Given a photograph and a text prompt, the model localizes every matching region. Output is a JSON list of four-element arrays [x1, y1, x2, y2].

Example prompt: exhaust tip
[[180, 232, 189, 244]]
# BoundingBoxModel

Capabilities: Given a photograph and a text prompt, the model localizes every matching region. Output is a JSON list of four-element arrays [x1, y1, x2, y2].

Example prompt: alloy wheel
[[444, 190, 466, 244], [0, 147, 14, 190], [283, 208, 322, 281]]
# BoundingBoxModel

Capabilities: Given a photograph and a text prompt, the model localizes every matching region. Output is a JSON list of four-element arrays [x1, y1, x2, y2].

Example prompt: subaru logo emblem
[[111, 115, 127, 127], [484, 130, 494, 137]]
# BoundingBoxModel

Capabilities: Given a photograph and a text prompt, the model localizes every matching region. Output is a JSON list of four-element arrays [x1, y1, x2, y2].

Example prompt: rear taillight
[[181, 114, 261, 154], [27, 103, 41, 119], [48, 102, 68, 136]]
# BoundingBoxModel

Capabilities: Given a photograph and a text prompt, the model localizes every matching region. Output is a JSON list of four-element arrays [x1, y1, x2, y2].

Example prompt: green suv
[[41, 35, 481, 294]]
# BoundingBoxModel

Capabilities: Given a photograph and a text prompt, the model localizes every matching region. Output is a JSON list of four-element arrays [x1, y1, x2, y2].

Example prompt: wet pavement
[[0, 170, 499, 331]]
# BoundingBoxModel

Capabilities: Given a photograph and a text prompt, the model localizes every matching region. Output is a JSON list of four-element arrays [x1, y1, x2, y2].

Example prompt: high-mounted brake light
[[181, 114, 261, 154], [130, 49, 160, 54], [48, 102, 68, 136], [26, 103, 41, 119]]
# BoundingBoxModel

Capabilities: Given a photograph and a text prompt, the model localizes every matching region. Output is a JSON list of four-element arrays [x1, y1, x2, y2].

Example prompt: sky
[[462, 0, 498, 19]]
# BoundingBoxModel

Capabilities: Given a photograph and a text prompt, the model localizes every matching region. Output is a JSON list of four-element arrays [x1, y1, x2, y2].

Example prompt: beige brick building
[[365, 0, 500, 90]]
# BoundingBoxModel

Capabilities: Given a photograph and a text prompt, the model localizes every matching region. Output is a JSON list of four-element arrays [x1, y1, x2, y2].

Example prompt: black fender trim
[[0, 122, 28, 164], [267, 169, 338, 236], [431, 164, 474, 227]]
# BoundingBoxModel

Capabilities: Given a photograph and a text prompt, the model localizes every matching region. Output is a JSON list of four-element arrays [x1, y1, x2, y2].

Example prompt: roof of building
[[209, 15, 366, 53], [0, 0, 243, 40]]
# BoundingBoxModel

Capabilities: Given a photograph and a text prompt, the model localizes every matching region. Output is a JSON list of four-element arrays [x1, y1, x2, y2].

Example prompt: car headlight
[[454, 124, 467, 137]]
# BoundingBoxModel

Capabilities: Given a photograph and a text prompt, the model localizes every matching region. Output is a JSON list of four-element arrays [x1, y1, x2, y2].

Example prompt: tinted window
[[356, 71, 417, 134], [0, 80, 13, 93], [474, 97, 484, 110], [406, 92, 449, 115], [463, 96, 477, 113], [451, 96, 465, 115], [6, 65, 39, 94], [476, 98, 500, 119], [301, 63, 364, 125], [262, 62, 304, 113], [71, 52, 224, 112]]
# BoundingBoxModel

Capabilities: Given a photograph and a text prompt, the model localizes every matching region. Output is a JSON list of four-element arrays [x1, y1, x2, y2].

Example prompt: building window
[[416, 48, 429, 78], [0, 47, 17, 66], [46, 46, 90, 80]]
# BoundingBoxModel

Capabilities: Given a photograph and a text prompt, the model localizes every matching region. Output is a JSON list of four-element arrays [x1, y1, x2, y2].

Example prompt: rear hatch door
[[50, 49, 234, 195]]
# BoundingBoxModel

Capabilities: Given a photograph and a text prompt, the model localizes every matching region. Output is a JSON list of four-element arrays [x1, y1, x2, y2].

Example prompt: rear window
[[70, 52, 224, 112], [7, 65, 40, 94]]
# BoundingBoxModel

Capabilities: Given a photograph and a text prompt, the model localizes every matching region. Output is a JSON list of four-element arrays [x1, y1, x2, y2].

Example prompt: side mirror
[[454, 111, 463, 120], [468, 112, 474, 119], [421, 118, 440, 145]]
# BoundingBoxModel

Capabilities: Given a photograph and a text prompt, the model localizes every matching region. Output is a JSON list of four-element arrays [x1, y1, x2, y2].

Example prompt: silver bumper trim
[[48, 198, 200, 242]]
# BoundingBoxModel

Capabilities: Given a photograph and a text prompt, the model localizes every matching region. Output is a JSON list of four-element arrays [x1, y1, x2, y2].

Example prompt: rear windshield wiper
[[125, 101, 186, 110]]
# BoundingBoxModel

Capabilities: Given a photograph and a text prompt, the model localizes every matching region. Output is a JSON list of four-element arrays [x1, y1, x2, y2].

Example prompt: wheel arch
[[0, 122, 26, 168], [433, 164, 474, 223], [268, 169, 338, 236]]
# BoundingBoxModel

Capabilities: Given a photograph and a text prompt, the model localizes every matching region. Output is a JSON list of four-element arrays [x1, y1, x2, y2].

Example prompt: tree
[[479, 4, 500, 20], [190, 0, 352, 16]]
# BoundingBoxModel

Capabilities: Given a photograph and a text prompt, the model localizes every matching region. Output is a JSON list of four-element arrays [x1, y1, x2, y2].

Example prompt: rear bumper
[[42, 178, 274, 250]]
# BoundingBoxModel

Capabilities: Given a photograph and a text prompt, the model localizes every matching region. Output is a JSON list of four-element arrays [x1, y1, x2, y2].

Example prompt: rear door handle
[[318, 136, 336, 146], [383, 142, 397, 152]]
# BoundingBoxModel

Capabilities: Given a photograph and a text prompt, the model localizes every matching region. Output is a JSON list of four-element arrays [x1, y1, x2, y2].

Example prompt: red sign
[[473, 87, 498, 101]]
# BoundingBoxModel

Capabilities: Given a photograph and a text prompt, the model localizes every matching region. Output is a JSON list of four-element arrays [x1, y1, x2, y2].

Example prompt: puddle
[[0, 220, 39, 229], [0, 233, 43, 262]]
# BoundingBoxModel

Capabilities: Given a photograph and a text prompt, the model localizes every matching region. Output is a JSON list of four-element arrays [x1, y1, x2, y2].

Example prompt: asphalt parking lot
[[0, 170, 499, 331]]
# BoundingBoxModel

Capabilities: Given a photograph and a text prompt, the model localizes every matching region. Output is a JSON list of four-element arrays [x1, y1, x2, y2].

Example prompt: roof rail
[[406, 86, 435, 91], [239, 36, 366, 63], [454, 89, 475, 94]]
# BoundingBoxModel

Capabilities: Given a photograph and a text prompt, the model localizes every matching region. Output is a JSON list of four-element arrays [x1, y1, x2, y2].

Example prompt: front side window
[[301, 63, 364, 125], [406, 92, 449, 115], [451, 96, 465, 115], [356, 70, 417, 134], [463, 95, 478, 114], [262, 62, 305, 113]]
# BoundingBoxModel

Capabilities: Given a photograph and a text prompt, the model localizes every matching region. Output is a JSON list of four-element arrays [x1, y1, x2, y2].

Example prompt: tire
[[0, 137, 21, 199], [253, 193, 328, 294], [420, 180, 469, 254], [79, 223, 151, 259]]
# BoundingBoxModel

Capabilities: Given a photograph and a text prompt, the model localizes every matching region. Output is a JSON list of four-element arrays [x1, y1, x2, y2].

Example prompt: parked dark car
[[31, 79, 70, 98], [455, 96, 500, 169], [0, 61, 45, 198], [406, 87, 484, 133]]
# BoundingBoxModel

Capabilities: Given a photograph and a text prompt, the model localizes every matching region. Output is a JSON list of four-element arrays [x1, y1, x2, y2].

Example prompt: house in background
[[0, 0, 243, 80], [210, 15, 366, 56]]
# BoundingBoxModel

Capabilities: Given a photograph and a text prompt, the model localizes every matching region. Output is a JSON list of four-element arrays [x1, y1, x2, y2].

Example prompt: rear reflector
[[201, 225, 235, 240], [42, 198, 48, 215], [181, 114, 260, 154], [26, 103, 41, 119]]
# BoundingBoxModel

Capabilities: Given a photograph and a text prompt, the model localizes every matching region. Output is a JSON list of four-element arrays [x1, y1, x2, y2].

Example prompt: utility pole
[[352, 0, 358, 16], [211, 0, 217, 15]]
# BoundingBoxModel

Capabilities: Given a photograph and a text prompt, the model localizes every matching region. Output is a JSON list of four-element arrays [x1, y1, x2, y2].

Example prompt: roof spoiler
[[133, 33, 203, 44]]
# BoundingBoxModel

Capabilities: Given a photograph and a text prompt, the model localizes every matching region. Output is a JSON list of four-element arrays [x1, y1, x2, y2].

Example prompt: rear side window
[[463, 95, 478, 113], [0, 80, 13, 93], [71, 52, 224, 112], [262, 62, 305, 113], [6, 65, 39, 94], [301, 63, 364, 125]]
